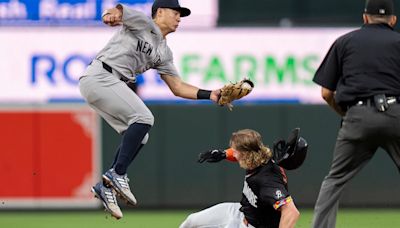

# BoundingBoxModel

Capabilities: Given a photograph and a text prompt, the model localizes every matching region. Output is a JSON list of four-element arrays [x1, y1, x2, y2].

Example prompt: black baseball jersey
[[240, 160, 292, 228], [313, 23, 400, 106]]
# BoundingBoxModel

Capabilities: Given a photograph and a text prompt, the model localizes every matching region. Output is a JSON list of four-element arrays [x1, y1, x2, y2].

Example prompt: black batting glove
[[198, 149, 227, 163]]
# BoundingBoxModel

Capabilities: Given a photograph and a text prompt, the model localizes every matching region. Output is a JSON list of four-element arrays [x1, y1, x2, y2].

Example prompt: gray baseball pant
[[312, 103, 400, 228], [79, 59, 154, 140], [180, 202, 254, 228]]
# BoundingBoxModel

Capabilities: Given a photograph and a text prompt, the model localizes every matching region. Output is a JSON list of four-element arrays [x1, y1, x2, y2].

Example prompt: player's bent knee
[[130, 112, 154, 127], [147, 112, 154, 126], [140, 112, 154, 126]]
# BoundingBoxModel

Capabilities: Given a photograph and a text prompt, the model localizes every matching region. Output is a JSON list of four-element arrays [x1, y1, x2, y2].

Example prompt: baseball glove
[[218, 78, 254, 110], [198, 149, 226, 163]]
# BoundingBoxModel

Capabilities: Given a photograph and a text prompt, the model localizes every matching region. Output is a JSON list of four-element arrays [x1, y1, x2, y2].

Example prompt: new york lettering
[[136, 39, 153, 56]]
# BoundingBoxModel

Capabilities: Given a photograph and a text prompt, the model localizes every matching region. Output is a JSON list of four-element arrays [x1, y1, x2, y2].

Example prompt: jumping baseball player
[[78, 0, 225, 219], [180, 129, 307, 228]]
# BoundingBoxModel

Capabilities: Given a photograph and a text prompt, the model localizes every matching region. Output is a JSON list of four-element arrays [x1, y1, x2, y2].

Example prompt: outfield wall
[[102, 104, 400, 208], [1, 104, 399, 209]]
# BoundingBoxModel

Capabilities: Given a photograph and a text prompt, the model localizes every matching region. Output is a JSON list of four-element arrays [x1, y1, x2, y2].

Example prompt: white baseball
[[241, 82, 253, 90]]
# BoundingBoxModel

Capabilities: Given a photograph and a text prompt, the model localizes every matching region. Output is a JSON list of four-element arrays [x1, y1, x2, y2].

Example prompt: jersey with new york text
[[240, 160, 292, 228], [96, 4, 179, 80]]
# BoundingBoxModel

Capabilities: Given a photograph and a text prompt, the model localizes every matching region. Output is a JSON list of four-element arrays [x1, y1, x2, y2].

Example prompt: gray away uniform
[[79, 4, 179, 138]]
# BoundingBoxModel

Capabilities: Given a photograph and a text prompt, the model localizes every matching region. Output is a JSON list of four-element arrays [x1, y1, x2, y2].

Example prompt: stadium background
[[0, 0, 399, 227]]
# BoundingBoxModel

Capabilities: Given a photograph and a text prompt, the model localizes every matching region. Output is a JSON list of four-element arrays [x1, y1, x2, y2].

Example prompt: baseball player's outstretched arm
[[161, 74, 220, 102], [279, 201, 300, 228], [197, 148, 237, 163]]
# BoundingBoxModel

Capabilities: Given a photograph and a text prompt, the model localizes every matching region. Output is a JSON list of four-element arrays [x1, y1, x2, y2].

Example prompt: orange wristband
[[225, 148, 237, 162]]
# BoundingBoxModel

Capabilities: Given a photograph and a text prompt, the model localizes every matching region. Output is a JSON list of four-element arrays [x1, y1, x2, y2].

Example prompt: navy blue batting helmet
[[273, 128, 309, 170]]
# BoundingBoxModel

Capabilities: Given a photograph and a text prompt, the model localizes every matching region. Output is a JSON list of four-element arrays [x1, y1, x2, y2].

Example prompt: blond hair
[[230, 129, 272, 170]]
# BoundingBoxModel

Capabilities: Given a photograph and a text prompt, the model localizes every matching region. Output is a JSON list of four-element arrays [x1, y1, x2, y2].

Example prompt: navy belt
[[101, 61, 113, 74], [100, 61, 132, 83]]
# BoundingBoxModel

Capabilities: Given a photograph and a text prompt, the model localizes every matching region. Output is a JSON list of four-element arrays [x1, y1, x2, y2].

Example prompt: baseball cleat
[[102, 169, 137, 206], [91, 182, 123, 219]]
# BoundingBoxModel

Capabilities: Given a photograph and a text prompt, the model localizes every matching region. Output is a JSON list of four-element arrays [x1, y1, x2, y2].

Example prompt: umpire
[[312, 0, 400, 227]]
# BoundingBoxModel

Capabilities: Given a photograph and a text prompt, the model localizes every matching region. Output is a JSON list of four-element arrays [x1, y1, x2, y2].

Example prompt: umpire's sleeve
[[313, 40, 342, 91]]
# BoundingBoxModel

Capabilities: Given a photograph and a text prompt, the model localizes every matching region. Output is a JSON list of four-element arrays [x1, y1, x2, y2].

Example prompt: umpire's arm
[[321, 87, 345, 116], [161, 74, 220, 102]]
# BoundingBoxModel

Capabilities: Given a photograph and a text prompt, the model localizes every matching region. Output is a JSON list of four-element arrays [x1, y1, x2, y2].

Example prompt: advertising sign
[[0, 0, 217, 28], [0, 105, 99, 208], [1, 27, 353, 104]]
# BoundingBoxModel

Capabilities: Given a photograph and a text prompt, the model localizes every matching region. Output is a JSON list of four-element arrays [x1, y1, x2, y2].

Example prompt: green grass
[[0, 209, 399, 228]]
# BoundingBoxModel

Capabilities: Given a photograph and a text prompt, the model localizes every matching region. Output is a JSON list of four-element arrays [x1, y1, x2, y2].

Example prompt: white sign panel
[[1, 27, 353, 104], [0, 0, 218, 28]]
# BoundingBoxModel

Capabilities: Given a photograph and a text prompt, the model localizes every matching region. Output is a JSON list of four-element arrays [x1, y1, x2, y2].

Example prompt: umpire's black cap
[[152, 0, 191, 17], [365, 0, 395, 15]]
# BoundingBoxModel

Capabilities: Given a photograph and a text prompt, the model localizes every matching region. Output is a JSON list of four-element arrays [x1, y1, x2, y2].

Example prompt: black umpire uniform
[[312, 0, 400, 227]]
